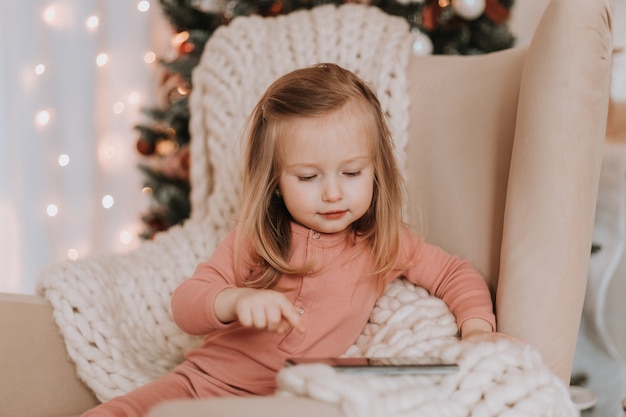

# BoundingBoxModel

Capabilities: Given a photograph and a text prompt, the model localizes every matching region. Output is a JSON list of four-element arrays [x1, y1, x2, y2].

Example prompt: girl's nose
[[322, 178, 343, 202]]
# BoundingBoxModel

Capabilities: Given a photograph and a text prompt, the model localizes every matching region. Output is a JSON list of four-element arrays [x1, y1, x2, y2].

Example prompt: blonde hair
[[235, 63, 405, 289]]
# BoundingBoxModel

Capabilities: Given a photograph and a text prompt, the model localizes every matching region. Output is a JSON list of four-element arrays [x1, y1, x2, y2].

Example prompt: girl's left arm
[[400, 228, 497, 335]]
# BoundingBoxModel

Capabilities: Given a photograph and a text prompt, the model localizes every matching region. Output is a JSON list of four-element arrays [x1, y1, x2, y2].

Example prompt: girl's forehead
[[277, 139, 374, 176], [280, 100, 375, 140], [279, 114, 373, 154], [269, 99, 381, 173]]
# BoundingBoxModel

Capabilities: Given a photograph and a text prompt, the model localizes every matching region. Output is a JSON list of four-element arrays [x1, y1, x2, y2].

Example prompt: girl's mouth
[[321, 211, 346, 220]]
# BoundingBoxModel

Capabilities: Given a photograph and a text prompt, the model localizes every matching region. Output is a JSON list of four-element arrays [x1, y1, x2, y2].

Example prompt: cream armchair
[[0, 0, 614, 416]]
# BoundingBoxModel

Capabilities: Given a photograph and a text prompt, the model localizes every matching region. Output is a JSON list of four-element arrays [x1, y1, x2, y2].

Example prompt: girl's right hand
[[215, 287, 305, 334]]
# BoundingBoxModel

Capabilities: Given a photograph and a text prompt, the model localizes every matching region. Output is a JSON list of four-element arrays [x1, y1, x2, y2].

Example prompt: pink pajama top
[[171, 222, 495, 396]]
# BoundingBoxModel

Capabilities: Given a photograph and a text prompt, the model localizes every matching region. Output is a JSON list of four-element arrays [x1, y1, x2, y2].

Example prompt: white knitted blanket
[[277, 279, 578, 417], [36, 4, 577, 416]]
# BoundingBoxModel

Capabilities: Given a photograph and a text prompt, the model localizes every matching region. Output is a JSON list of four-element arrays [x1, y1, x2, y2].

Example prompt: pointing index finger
[[281, 302, 305, 333]]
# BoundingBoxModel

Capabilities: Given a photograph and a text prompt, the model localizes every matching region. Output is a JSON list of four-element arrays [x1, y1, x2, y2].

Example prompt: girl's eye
[[297, 175, 316, 182], [344, 171, 361, 177]]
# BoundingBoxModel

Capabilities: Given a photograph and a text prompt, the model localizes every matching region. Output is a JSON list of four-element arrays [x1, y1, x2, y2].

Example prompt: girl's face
[[278, 101, 375, 234]]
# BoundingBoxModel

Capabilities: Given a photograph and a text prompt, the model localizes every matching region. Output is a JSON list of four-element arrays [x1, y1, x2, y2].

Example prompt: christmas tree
[[135, 0, 516, 239]]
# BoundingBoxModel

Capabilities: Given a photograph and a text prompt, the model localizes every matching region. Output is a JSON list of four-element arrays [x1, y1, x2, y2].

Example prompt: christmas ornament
[[156, 138, 179, 156], [421, 1, 442, 32], [484, 0, 510, 24], [167, 81, 191, 104], [411, 29, 433, 56], [267, 2, 284, 16], [452, 0, 485, 20], [136, 138, 155, 156], [179, 40, 195, 54]]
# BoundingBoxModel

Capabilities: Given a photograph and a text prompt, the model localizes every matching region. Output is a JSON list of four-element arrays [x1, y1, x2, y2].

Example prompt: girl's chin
[[312, 223, 352, 235]]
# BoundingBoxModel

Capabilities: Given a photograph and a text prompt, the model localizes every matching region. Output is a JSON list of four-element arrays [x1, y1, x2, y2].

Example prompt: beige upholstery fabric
[[404, 49, 525, 288], [404, 0, 614, 382], [497, 0, 613, 380], [0, 293, 98, 417]]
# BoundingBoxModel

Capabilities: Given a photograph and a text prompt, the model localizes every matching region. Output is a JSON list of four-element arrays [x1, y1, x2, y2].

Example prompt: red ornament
[[484, 0, 510, 24], [179, 41, 195, 54], [136, 138, 155, 156], [142, 211, 170, 239], [180, 146, 190, 173], [422, 1, 443, 31], [267, 2, 284, 16]]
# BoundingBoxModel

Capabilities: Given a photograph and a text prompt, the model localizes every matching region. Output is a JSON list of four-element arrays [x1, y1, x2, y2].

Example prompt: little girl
[[83, 63, 497, 416]]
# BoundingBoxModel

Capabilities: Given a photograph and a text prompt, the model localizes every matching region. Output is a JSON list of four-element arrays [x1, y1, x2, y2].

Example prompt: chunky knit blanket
[[37, 4, 577, 416], [277, 279, 578, 417]]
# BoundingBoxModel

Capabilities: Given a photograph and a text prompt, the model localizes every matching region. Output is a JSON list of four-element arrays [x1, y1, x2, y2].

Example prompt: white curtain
[[0, 0, 170, 294]]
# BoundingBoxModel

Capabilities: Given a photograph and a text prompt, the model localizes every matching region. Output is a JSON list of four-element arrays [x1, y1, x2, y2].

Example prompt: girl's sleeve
[[399, 228, 496, 331], [171, 229, 240, 335]]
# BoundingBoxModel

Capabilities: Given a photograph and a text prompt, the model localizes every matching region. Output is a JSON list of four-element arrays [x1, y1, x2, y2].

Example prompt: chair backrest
[[188, 0, 614, 383], [403, 49, 525, 287]]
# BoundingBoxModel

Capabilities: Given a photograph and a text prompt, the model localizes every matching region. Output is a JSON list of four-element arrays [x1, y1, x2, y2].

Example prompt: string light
[[35, 110, 52, 127], [112, 101, 125, 114], [127, 91, 140, 105], [99, 142, 117, 161], [119, 230, 133, 245], [86, 15, 100, 30], [22, 1, 155, 293], [46, 204, 59, 217], [42, 3, 73, 27], [144, 51, 156, 64], [96, 53, 109, 67], [58, 154, 70, 166], [102, 195, 115, 209], [137, 1, 150, 12], [42, 6, 57, 24]]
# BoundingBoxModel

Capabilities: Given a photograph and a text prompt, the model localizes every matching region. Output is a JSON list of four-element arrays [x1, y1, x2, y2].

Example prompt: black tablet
[[284, 356, 459, 375]]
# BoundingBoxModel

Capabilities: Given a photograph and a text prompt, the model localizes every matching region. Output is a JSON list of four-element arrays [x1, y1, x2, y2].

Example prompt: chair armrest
[[496, 0, 613, 383], [0, 292, 99, 417], [149, 396, 343, 417]]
